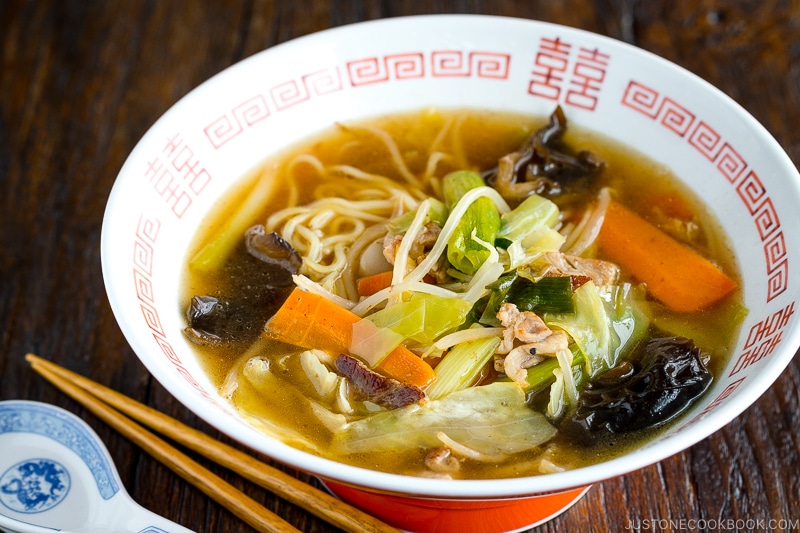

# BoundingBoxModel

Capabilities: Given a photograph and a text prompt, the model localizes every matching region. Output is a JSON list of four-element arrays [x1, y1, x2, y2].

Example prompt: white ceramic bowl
[[101, 15, 800, 533]]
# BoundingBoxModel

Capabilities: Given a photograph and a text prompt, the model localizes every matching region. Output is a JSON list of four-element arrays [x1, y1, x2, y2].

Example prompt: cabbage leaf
[[546, 281, 650, 377], [351, 293, 472, 363], [443, 171, 501, 275], [331, 382, 557, 456], [497, 193, 560, 241], [498, 194, 563, 269]]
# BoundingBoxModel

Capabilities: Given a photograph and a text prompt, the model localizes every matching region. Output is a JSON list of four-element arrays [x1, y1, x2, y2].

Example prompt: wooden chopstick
[[26, 354, 401, 533], [27, 357, 301, 533]]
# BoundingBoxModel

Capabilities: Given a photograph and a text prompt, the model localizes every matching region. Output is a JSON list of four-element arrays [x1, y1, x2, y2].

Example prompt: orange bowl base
[[322, 480, 591, 533]]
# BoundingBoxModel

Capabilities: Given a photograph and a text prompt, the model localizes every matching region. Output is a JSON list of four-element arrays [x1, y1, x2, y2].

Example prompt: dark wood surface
[[2, 1, 799, 531]]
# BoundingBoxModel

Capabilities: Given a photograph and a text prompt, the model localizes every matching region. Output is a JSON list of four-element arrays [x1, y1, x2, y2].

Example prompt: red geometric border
[[753, 198, 780, 241], [348, 54, 423, 85], [204, 50, 510, 150], [130, 213, 217, 403], [621, 81, 660, 118], [767, 259, 789, 301], [736, 170, 767, 214], [204, 115, 243, 150], [703, 378, 746, 411], [133, 239, 154, 276], [659, 98, 695, 137], [764, 232, 788, 273], [681, 377, 747, 429], [431, 51, 510, 78], [688, 121, 721, 161], [471, 52, 511, 79], [716, 143, 747, 183], [234, 95, 270, 127]]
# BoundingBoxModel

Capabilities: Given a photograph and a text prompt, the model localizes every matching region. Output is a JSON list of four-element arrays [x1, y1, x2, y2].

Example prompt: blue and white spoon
[[0, 400, 195, 533]]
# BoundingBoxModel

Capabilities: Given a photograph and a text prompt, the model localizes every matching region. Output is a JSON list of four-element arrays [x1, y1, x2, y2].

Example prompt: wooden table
[[2, 1, 799, 531]]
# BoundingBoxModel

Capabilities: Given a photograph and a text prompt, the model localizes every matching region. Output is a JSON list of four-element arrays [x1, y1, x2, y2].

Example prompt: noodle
[[328, 164, 427, 201], [342, 222, 390, 300], [267, 193, 402, 293], [263, 115, 490, 297], [292, 274, 356, 310], [338, 123, 423, 189], [429, 114, 454, 153]]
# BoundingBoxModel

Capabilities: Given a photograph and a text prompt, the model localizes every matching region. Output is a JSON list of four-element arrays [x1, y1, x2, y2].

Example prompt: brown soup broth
[[181, 109, 743, 478]]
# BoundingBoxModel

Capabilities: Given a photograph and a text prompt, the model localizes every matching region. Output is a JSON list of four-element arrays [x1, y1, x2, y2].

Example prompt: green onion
[[494, 237, 513, 249], [525, 347, 586, 391], [479, 273, 575, 325], [478, 272, 517, 325], [508, 276, 575, 314]]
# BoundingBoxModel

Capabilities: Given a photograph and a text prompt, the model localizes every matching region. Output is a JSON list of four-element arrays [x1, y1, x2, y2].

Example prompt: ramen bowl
[[101, 15, 800, 533]]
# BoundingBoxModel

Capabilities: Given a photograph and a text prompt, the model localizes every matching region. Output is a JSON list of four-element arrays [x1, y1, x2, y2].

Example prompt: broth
[[181, 108, 744, 479]]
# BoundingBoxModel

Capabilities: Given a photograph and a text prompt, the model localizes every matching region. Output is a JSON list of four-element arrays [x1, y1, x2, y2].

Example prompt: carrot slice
[[645, 192, 694, 220], [264, 287, 435, 387], [597, 200, 736, 313], [264, 287, 356, 353], [356, 270, 395, 297], [375, 346, 436, 388]]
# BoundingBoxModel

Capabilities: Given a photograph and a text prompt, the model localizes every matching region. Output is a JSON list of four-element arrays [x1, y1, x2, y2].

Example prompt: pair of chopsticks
[[25, 354, 401, 533]]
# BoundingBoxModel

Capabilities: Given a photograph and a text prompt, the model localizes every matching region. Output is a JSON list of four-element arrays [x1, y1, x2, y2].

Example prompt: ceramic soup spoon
[[0, 400, 196, 533]]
